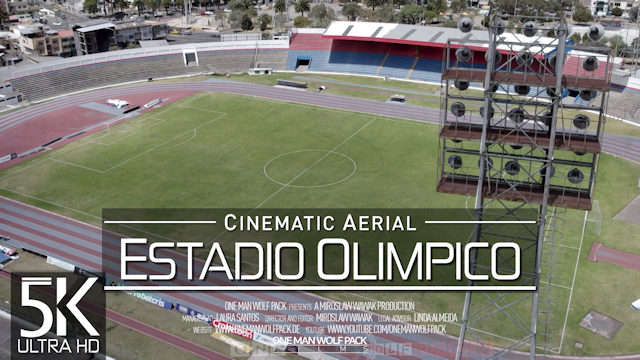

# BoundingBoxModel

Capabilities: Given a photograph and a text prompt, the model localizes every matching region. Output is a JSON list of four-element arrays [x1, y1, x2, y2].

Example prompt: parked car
[[52, 21, 61, 26]]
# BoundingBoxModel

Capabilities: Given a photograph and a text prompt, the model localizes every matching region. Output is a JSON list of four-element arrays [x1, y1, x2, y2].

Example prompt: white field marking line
[[544, 239, 580, 250], [176, 104, 227, 115], [557, 210, 588, 354], [88, 116, 168, 146], [156, 129, 197, 150], [0, 93, 210, 181], [101, 113, 225, 173], [49, 158, 106, 174], [47, 115, 192, 174], [263, 149, 357, 189], [104, 285, 536, 291], [0, 186, 101, 220], [539, 280, 572, 290], [205, 117, 376, 246], [253, 117, 376, 209]]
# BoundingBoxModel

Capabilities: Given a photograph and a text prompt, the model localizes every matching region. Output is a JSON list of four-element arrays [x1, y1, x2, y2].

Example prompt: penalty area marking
[[264, 149, 357, 188]]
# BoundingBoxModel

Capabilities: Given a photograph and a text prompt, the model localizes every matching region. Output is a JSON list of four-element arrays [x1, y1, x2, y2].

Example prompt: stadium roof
[[76, 22, 115, 33], [323, 21, 489, 46], [323, 21, 562, 56]]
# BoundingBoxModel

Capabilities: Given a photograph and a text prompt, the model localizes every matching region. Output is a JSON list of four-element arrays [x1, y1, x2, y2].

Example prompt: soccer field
[[0, 91, 639, 356]]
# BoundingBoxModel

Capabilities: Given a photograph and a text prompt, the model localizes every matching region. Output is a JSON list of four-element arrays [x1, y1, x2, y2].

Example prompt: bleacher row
[[9, 50, 288, 102]]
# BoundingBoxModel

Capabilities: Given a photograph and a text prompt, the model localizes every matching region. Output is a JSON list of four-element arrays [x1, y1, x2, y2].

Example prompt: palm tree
[[133, 0, 145, 15], [274, 0, 287, 15], [294, 0, 309, 17]]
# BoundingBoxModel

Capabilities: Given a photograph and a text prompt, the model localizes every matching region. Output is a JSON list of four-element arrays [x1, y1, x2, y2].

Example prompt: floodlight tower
[[436, 11, 611, 359]]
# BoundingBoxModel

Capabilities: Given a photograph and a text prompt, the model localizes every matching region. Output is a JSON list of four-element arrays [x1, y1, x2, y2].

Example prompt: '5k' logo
[[20, 277, 99, 338]]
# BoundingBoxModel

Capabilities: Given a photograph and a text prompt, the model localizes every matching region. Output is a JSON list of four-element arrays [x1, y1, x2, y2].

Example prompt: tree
[[393, 0, 409, 8], [228, 0, 252, 11], [215, 11, 226, 26], [274, 0, 287, 14], [294, 0, 310, 16], [611, 6, 622, 17], [630, 6, 639, 22], [424, 10, 437, 23], [364, 0, 384, 11], [450, 0, 467, 13], [241, 13, 253, 30], [341, 2, 362, 20], [426, 0, 446, 22], [293, 15, 312, 27], [258, 13, 271, 31], [113, 0, 128, 11], [397, 4, 423, 24], [0, 7, 7, 23], [84, 0, 99, 14], [162, 0, 172, 13], [145, 0, 160, 13], [175, 0, 184, 13], [608, 35, 626, 56], [569, 32, 582, 45], [309, 3, 336, 27], [572, 6, 593, 23], [133, 0, 145, 15]]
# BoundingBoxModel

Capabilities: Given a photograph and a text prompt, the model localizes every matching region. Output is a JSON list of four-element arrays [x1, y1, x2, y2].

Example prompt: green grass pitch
[[0, 92, 639, 356]]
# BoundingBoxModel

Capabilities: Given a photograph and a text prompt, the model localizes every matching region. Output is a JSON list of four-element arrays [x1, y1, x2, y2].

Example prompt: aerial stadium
[[0, 1, 639, 359]]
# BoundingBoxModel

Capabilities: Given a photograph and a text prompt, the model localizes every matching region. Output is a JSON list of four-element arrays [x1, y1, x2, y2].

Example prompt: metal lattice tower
[[435, 11, 612, 359]]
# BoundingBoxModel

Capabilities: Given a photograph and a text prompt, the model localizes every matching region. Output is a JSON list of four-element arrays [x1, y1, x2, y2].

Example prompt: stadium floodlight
[[582, 56, 599, 72], [510, 144, 523, 150], [588, 23, 605, 41], [477, 157, 493, 167], [575, 151, 586, 156], [454, 80, 470, 90], [448, 155, 463, 169], [522, 21, 539, 37], [573, 114, 590, 129], [504, 160, 521, 175], [541, 111, 553, 126], [480, 105, 494, 118], [485, 50, 502, 65], [451, 102, 466, 117], [555, 22, 571, 37], [547, 165, 556, 177], [492, 19, 506, 35], [516, 49, 533, 67], [455, 47, 472, 62], [580, 90, 597, 101], [514, 85, 530, 95], [458, 17, 474, 33], [508, 108, 525, 123], [567, 168, 584, 183], [547, 52, 562, 68], [487, 83, 499, 93]]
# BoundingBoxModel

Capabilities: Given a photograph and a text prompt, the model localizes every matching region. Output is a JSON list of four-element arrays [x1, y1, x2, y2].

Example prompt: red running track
[[0, 79, 639, 171]]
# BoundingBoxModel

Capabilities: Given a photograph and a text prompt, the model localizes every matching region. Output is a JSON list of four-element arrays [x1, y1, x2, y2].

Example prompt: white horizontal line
[[424, 221, 537, 224], [103, 220, 217, 224], [104, 286, 536, 291]]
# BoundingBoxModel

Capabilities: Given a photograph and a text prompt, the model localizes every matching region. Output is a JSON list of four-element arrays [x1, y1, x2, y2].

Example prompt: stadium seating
[[10, 50, 257, 102], [606, 89, 640, 121], [254, 49, 289, 70]]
